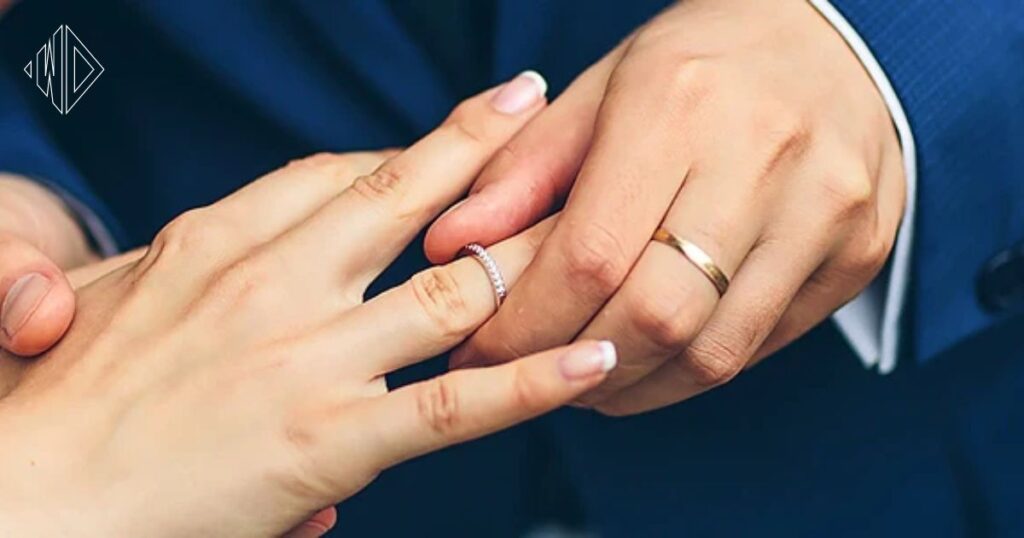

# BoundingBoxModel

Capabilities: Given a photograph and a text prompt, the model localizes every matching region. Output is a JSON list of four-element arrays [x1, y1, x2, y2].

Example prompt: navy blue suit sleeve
[[0, 68, 122, 251], [832, 0, 1024, 362]]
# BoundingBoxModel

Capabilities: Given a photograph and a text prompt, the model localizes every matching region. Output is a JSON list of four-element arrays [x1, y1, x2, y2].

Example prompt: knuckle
[[410, 266, 475, 343], [661, 58, 717, 113], [820, 168, 875, 223], [665, 57, 712, 94], [627, 290, 702, 350], [416, 377, 461, 436], [561, 223, 631, 298], [611, 53, 716, 120], [844, 229, 894, 278], [148, 208, 223, 262], [444, 99, 496, 145], [349, 164, 409, 206], [676, 329, 747, 388], [446, 99, 477, 126], [447, 116, 491, 146]]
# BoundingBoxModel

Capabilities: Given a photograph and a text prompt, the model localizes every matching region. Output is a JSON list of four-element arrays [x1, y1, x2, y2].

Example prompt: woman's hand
[[0, 72, 615, 537]]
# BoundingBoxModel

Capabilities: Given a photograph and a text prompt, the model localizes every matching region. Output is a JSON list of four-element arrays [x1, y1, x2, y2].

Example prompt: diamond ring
[[461, 243, 508, 308]]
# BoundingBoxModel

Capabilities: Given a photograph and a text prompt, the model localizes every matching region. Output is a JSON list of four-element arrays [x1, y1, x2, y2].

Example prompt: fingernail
[[1, 273, 53, 339], [559, 341, 617, 381], [491, 70, 548, 115]]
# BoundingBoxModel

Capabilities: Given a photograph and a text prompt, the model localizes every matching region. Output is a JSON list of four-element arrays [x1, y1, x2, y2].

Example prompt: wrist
[[0, 174, 99, 269]]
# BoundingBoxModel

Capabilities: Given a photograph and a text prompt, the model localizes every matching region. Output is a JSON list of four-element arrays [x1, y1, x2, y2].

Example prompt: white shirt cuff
[[808, 0, 918, 374]]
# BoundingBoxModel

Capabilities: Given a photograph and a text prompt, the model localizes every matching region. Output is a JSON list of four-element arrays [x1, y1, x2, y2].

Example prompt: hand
[[0, 175, 95, 356], [426, 0, 905, 415], [0, 72, 616, 537]]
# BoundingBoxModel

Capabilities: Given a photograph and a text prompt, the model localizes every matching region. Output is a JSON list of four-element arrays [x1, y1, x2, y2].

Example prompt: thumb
[[0, 232, 75, 356], [424, 50, 624, 264]]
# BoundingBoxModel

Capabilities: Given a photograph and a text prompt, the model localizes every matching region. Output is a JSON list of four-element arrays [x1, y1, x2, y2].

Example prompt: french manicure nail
[[1, 273, 53, 339], [559, 341, 617, 381], [491, 70, 548, 115]]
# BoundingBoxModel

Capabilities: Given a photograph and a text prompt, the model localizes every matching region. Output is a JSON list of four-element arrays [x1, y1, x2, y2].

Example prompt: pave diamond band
[[461, 243, 508, 308]]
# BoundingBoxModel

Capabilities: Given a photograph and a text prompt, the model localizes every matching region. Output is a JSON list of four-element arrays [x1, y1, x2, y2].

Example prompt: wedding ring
[[461, 243, 508, 308], [651, 227, 730, 296]]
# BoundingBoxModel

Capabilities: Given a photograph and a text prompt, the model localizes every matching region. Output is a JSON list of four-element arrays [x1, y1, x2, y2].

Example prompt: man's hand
[[425, 0, 905, 415], [0, 175, 94, 356]]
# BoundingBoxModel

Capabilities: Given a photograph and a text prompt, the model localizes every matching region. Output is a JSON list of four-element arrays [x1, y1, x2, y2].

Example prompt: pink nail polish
[[559, 341, 617, 381], [491, 70, 548, 115]]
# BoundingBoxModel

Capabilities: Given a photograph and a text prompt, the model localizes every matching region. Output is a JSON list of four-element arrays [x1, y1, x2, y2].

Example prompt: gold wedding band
[[652, 227, 730, 297]]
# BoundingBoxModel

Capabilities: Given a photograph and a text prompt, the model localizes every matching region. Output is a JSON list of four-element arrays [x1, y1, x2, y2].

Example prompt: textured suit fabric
[[831, 0, 1024, 364]]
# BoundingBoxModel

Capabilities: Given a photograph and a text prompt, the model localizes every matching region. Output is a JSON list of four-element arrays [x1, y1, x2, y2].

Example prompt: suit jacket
[[1, 1, 1022, 536]]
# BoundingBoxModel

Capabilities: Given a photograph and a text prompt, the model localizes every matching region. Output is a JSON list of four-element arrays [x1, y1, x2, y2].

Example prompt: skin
[[0, 175, 91, 356], [0, 0, 904, 527], [425, 0, 905, 415], [0, 77, 616, 536]]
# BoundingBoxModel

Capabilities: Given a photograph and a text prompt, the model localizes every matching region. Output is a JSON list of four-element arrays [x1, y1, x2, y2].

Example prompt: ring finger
[[293, 217, 557, 380], [265, 72, 548, 298], [571, 158, 771, 406]]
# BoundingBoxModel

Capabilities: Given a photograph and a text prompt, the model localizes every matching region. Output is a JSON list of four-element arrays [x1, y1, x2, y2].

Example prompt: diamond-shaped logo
[[24, 25, 104, 115]]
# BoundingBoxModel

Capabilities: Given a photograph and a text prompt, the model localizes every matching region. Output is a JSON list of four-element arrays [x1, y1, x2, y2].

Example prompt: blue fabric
[[549, 317, 1024, 537], [1, 1, 1022, 536], [830, 0, 1024, 376]]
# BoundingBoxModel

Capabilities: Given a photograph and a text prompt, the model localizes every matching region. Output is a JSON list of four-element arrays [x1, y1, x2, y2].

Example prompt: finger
[[134, 150, 395, 296], [167, 150, 396, 258], [590, 144, 878, 414], [281, 507, 337, 538], [0, 232, 75, 356], [219, 150, 396, 217], [756, 146, 905, 362], [753, 266, 861, 363], [357, 340, 616, 471], [300, 217, 556, 378], [272, 71, 548, 293], [424, 43, 629, 263], [571, 157, 771, 405], [592, 232, 826, 416], [452, 61, 702, 369]]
